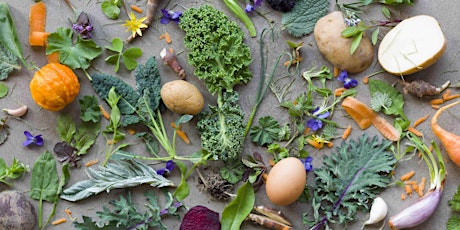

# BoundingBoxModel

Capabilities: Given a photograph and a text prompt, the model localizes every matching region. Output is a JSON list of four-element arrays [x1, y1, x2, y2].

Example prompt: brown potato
[[160, 80, 204, 115], [314, 11, 374, 73]]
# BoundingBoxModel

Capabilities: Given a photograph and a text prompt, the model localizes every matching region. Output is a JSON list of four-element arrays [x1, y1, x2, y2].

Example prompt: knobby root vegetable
[[160, 48, 185, 80], [431, 100, 460, 167], [3, 104, 28, 117], [362, 197, 388, 229], [401, 80, 450, 98], [247, 205, 293, 229], [29, 1, 49, 47]]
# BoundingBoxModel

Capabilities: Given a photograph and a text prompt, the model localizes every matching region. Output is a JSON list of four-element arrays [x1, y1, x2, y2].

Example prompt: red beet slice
[[179, 205, 221, 230]]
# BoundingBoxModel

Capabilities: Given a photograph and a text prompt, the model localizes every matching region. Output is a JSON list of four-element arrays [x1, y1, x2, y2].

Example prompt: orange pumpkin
[[29, 63, 80, 111]]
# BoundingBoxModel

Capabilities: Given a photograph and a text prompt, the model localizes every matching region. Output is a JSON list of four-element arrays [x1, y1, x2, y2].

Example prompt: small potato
[[160, 80, 204, 115], [314, 11, 374, 73], [0, 190, 37, 230]]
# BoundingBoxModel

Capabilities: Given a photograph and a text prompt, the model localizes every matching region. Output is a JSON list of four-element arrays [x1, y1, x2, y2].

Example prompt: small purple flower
[[245, 4, 255, 13], [254, 0, 263, 7], [72, 12, 94, 39], [156, 160, 175, 176], [306, 107, 330, 131], [23, 131, 44, 147], [337, 70, 358, 89], [160, 9, 182, 24], [302, 156, 313, 172]]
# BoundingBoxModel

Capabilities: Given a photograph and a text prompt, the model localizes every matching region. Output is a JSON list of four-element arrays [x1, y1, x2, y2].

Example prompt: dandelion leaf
[[281, 0, 329, 38]]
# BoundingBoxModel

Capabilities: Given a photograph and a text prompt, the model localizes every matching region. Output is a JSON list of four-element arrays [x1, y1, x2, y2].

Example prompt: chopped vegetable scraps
[[400, 170, 415, 181], [29, 1, 48, 47]]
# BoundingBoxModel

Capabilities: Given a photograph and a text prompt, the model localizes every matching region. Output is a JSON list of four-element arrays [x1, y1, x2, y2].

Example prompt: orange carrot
[[333, 67, 339, 77], [306, 138, 323, 149], [262, 172, 269, 182], [342, 125, 352, 140], [334, 87, 346, 97], [442, 89, 451, 101], [431, 104, 440, 110], [131, 5, 143, 13], [47, 52, 60, 63], [408, 126, 423, 137], [400, 170, 415, 181], [99, 105, 110, 120], [303, 127, 310, 136], [431, 100, 460, 167], [430, 98, 444, 105], [362, 76, 369, 84], [401, 192, 406, 200], [326, 142, 334, 148], [405, 184, 412, 197], [176, 129, 191, 144], [418, 177, 426, 196], [413, 114, 429, 128], [52, 218, 67, 225], [445, 94, 460, 101], [370, 115, 401, 141], [29, 2, 48, 46], [85, 159, 99, 167], [341, 97, 375, 129], [159, 32, 172, 44]]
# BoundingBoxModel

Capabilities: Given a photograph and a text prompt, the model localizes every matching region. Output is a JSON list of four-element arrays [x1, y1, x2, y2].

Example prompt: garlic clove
[[3, 105, 28, 117], [362, 197, 388, 228]]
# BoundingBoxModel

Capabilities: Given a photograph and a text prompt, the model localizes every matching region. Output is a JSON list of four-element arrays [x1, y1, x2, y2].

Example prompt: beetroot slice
[[179, 205, 221, 230]]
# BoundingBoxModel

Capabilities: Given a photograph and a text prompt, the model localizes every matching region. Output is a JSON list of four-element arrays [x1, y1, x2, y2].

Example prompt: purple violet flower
[[302, 156, 313, 172], [160, 9, 182, 24], [156, 160, 175, 176], [23, 131, 44, 147], [337, 70, 358, 89], [72, 12, 94, 39], [306, 107, 330, 131], [254, 0, 263, 7], [245, 4, 255, 13]]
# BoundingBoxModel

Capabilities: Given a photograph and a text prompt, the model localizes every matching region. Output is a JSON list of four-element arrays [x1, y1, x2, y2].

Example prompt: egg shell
[[265, 157, 307, 206]]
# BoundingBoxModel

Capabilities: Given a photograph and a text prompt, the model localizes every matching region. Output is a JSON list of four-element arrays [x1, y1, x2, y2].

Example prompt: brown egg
[[265, 157, 307, 206]]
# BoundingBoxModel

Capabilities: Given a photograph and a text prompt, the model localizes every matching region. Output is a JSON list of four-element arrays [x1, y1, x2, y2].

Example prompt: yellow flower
[[306, 134, 330, 150], [122, 12, 148, 38]]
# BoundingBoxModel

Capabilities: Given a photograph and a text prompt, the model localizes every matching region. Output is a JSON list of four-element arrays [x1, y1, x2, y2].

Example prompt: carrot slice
[[418, 177, 426, 196], [85, 159, 99, 167], [333, 67, 339, 77], [341, 125, 352, 140], [29, 2, 48, 46], [400, 170, 415, 181], [401, 192, 406, 200], [99, 105, 110, 120], [442, 89, 451, 101], [445, 94, 460, 101], [47, 51, 60, 63], [430, 98, 444, 105], [52, 218, 67, 225], [371, 116, 400, 141], [408, 126, 423, 137], [130, 5, 143, 13], [341, 97, 375, 129], [413, 114, 429, 128]]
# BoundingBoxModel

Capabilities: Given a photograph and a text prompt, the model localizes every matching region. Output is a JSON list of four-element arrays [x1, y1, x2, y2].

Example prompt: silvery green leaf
[[60, 159, 174, 202]]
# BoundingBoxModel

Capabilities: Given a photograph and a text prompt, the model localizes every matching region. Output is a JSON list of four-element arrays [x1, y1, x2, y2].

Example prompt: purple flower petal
[[254, 0, 263, 7], [245, 4, 255, 13], [344, 77, 358, 89], [317, 111, 330, 119], [34, 135, 44, 146], [22, 139, 34, 147], [307, 118, 322, 131], [171, 11, 182, 20], [337, 70, 348, 82], [302, 156, 313, 172], [165, 160, 175, 172]]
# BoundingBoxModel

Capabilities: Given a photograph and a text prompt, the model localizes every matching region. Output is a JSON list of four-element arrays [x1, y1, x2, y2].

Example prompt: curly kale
[[179, 5, 252, 95], [197, 92, 245, 161]]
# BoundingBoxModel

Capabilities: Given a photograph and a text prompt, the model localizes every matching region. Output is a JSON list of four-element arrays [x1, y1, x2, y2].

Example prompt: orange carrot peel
[[29, 1, 49, 47]]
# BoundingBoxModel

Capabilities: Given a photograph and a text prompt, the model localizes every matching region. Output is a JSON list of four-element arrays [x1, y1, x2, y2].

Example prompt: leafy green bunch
[[179, 5, 253, 161]]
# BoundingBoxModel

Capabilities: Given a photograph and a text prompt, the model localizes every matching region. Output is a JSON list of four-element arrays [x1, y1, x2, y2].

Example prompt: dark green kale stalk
[[179, 5, 252, 161]]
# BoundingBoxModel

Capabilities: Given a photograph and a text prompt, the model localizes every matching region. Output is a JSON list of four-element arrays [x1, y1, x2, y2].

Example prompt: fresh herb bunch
[[179, 5, 252, 161], [305, 134, 396, 229], [447, 186, 460, 229], [0, 157, 27, 186]]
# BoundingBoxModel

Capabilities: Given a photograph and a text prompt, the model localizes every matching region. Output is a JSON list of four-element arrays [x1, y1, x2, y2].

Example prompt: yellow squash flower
[[122, 12, 148, 38]]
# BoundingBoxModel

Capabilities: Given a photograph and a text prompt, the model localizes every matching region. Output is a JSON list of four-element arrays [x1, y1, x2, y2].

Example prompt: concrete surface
[[1, 0, 460, 229]]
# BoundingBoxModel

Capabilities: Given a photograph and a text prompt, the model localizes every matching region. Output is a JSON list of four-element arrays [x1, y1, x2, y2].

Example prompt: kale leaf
[[179, 4, 252, 94], [196, 92, 245, 161], [306, 134, 396, 229]]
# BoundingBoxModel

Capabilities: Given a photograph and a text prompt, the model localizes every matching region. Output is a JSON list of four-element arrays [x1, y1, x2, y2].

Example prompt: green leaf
[[0, 83, 8, 97], [173, 161, 190, 201], [221, 182, 255, 230], [307, 134, 396, 228], [73, 121, 101, 155], [30, 151, 60, 203], [101, 0, 122, 19], [79, 95, 101, 123], [122, 47, 142, 70], [341, 26, 360, 38], [369, 79, 407, 120], [57, 114, 77, 143], [60, 159, 174, 202], [249, 116, 282, 146], [371, 27, 380, 45], [449, 185, 460, 212], [107, 37, 123, 52], [46, 27, 102, 70], [447, 216, 460, 230], [370, 92, 393, 112], [220, 159, 245, 184], [0, 44, 19, 80], [281, 0, 329, 38], [381, 7, 391, 19], [350, 31, 363, 55], [0, 3, 24, 64], [0, 157, 27, 185]]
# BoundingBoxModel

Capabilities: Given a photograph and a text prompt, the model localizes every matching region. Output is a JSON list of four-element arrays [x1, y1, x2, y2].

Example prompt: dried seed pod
[[401, 80, 450, 98]]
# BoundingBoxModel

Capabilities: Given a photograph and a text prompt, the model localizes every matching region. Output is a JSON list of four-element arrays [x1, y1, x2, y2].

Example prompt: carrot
[[418, 177, 426, 197], [29, 2, 48, 46], [303, 127, 310, 136], [47, 51, 60, 63], [306, 138, 323, 149], [407, 126, 423, 137], [431, 100, 460, 167], [65, 208, 73, 220], [341, 97, 375, 129], [333, 67, 339, 77], [362, 76, 369, 84], [171, 122, 190, 144], [445, 94, 460, 101], [405, 184, 412, 197], [430, 98, 444, 105], [131, 5, 143, 13], [29, 31, 50, 47], [431, 104, 440, 110], [413, 114, 429, 128], [262, 172, 269, 182], [85, 159, 99, 167], [334, 87, 347, 97], [401, 192, 406, 200], [370, 115, 401, 141], [269, 159, 275, 167], [341, 125, 352, 140], [51, 218, 67, 225], [326, 142, 334, 148], [442, 89, 451, 101], [99, 105, 110, 120], [159, 32, 172, 44], [400, 170, 415, 181]]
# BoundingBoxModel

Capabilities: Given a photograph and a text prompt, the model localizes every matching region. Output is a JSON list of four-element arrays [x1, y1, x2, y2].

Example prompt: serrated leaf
[[0, 44, 19, 80], [221, 181, 255, 230], [249, 116, 281, 146], [307, 134, 396, 228], [57, 114, 77, 143], [281, 0, 329, 38], [60, 159, 174, 202], [370, 92, 393, 112], [369, 79, 406, 119]]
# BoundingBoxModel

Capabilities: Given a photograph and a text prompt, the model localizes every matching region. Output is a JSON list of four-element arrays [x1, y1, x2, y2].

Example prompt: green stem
[[222, 0, 256, 37]]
